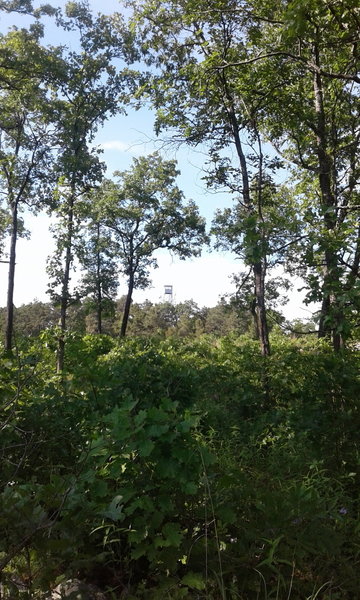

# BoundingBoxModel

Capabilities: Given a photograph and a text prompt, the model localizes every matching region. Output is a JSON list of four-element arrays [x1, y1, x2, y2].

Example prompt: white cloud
[[98, 140, 149, 156], [99, 140, 130, 152]]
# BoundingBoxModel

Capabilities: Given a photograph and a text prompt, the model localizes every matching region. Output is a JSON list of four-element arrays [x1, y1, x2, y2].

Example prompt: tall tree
[[212, 175, 300, 353], [0, 28, 59, 351], [47, 2, 135, 370], [244, 0, 360, 349], [127, 0, 302, 355], [77, 210, 119, 335], [129, 0, 359, 350], [95, 154, 207, 337]]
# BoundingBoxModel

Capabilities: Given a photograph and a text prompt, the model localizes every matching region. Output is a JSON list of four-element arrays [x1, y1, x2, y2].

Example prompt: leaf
[[134, 409, 147, 427], [161, 522, 183, 547], [138, 438, 155, 456], [217, 505, 236, 524], [92, 479, 108, 498], [181, 572, 206, 590], [103, 495, 123, 521], [183, 481, 198, 495], [131, 542, 149, 559]]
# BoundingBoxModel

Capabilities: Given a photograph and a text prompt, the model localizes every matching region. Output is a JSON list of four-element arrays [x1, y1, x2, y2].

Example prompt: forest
[[0, 0, 359, 598]]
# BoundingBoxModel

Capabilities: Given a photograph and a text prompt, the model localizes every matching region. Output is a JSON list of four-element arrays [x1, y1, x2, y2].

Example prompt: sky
[[0, 0, 316, 321]]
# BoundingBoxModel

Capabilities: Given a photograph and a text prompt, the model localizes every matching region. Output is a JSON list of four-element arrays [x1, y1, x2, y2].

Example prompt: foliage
[[91, 154, 207, 336], [0, 1, 359, 598], [0, 24, 62, 350], [1, 333, 359, 598], [0, 297, 256, 341], [127, 0, 360, 351]]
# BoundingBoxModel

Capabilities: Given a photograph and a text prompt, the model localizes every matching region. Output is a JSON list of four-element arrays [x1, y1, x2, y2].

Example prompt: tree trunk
[[250, 295, 260, 340], [312, 43, 343, 351], [96, 223, 102, 334], [120, 272, 134, 338], [5, 203, 18, 352], [96, 274, 102, 335], [57, 196, 74, 373], [254, 261, 270, 356], [223, 85, 270, 356]]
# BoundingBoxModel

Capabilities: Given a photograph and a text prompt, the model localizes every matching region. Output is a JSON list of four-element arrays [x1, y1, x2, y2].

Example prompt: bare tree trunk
[[313, 42, 343, 351], [254, 261, 270, 356], [120, 272, 134, 338], [223, 83, 270, 356], [96, 270, 102, 335], [57, 196, 74, 373], [95, 223, 102, 334], [250, 294, 260, 340], [5, 203, 18, 352]]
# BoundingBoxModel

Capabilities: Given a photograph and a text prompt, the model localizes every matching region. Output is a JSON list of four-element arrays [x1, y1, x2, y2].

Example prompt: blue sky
[[0, 0, 314, 320]]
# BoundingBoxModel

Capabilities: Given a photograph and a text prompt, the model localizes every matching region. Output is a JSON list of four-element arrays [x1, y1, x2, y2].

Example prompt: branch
[[274, 234, 308, 254], [292, 134, 317, 171], [339, 256, 360, 278], [214, 51, 360, 84], [0, 485, 71, 574], [194, 7, 284, 25], [269, 312, 319, 335], [337, 205, 360, 211]]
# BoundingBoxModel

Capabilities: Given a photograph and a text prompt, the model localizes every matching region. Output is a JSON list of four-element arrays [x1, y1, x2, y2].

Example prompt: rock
[[48, 579, 107, 599]]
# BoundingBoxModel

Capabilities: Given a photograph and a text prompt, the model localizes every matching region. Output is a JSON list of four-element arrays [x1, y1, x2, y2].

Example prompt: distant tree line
[[0, 297, 286, 340]]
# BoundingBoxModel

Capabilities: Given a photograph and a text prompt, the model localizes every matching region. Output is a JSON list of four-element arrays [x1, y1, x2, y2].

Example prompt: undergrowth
[[0, 332, 359, 598]]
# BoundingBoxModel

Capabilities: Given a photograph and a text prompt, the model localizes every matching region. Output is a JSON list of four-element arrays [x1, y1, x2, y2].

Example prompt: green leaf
[[161, 522, 183, 547], [181, 572, 206, 590], [103, 495, 123, 521], [138, 438, 155, 456]]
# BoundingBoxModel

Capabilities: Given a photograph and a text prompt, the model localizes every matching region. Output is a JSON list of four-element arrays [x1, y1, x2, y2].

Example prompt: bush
[[1, 334, 359, 598]]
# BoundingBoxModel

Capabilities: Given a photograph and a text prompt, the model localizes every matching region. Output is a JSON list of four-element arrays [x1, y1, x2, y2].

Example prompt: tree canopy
[[91, 153, 207, 336], [128, 0, 360, 351]]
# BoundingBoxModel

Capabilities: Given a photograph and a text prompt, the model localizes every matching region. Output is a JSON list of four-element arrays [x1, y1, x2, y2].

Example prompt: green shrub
[[1, 334, 359, 598]]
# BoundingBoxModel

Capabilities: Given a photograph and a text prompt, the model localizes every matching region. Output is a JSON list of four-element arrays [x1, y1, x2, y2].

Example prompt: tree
[[124, 300, 179, 337], [220, 269, 290, 338], [77, 215, 119, 335], [204, 299, 251, 337], [0, 300, 59, 338], [0, 1, 55, 17], [244, 0, 360, 350], [129, 0, 360, 351], [212, 177, 300, 351], [96, 153, 207, 337], [0, 28, 59, 352], [127, 0, 303, 355], [46, 2, 135, 370], [127, 299, 207, 337]]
